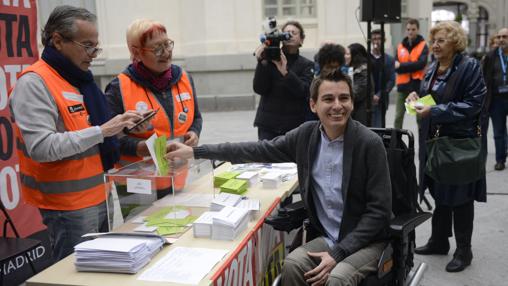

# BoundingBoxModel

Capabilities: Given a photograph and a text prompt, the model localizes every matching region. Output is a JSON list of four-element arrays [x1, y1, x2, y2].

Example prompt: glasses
[[59, 34, 102, 56], [141, 40, 175, 57]]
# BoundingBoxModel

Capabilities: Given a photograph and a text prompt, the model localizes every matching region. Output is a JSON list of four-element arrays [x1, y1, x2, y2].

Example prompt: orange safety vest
[[396, 41, 426, 85], [11, 60, 106, 210], [116, 71, 195, 190]]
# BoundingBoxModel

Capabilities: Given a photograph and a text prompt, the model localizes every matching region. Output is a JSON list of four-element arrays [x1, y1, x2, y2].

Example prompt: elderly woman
[[105, 19, 202, 168], [407, 21, 487, 273], [346, 43, 374, 126]]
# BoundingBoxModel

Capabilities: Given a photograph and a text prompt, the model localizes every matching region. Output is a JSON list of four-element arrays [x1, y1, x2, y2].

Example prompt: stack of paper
[[192, 211, 218, 238], [213, 171, 240, 187], [261, 171, 283, 189], [212, 206, 250, 240], [236, 198, 261, 220], [220, 179, 248, 195], [74, 235, 164, 274], [236, 171, 259, 187], [210, 193, 243, 211]]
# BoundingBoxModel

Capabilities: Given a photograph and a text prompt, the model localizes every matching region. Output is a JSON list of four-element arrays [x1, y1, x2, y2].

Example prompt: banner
[[1, 0, 52, 284]]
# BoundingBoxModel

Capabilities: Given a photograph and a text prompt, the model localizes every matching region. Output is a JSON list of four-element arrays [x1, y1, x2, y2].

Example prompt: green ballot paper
[[405, 94, 437, 115], [214, 171, 240, 187], [220, 179, 248, 195], [154, 135, 168, 176]]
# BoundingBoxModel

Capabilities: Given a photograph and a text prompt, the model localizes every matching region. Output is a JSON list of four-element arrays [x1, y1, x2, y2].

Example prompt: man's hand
[[165, 142, 195, 161], [395, 61, 400, 69], [372, 94, 380, 106], [183, 131, 199, 146], [100, 110, 143, 137], [405, 91, 420, 103], [254, 44, 267, 61], [415, 104, 431, 118], [304, 251, 337, 286], [272, 52, 288, 76]]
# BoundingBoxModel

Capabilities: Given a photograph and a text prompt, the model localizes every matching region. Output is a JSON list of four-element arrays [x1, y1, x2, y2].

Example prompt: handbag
[[424, 126, 486, 185]]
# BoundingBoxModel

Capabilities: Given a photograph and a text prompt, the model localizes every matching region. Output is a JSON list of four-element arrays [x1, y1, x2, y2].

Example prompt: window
[[264, 0, 316, 19]]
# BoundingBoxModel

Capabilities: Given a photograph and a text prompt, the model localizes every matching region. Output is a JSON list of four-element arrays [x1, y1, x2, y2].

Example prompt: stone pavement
[[198, 105, 508, 286]]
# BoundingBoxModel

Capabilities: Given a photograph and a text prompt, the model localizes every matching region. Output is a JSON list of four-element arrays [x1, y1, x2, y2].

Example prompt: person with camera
[[253, 20, 315, 140]]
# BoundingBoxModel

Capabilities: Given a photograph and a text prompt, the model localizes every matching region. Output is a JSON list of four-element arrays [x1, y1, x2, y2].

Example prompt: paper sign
[[127, 178, 152, 194]]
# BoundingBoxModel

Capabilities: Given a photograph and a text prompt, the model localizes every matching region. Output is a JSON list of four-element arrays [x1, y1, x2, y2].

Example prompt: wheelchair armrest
[[264, 200, 307, 232], [389, 212, 432, 238]]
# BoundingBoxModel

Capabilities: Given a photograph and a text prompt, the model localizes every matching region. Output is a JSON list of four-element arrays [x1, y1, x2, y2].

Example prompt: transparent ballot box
[[104, 158, 214, 238]]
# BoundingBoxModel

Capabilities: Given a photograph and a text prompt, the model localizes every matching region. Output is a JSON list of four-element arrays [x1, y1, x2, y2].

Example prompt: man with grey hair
[[483, 27, 508, 171], [9, 5, 144, 261]]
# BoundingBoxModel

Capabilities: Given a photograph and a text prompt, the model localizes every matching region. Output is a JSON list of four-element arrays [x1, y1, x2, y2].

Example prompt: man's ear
[[310, 98, 317, 113], [51, 32, 65, 51]]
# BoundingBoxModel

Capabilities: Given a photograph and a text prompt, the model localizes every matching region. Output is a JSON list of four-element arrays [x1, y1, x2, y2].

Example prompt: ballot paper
[[211, 206, 250, 240], [236, 171, 259, 187], [210, 192, 243, 211], [138, 247, 228, 284], [260, 171, 283, 189], [236, 198, 260, 220], [74, 235, 164, 274], [192, 211, 219, 238]]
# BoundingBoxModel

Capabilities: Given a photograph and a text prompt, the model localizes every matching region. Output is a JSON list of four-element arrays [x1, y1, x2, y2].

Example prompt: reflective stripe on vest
[[396, 41, 426, 85], [11, 60, 106, 210]]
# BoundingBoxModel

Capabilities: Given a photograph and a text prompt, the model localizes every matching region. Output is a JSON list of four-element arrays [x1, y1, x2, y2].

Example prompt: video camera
[[259, 17, 291, 61]]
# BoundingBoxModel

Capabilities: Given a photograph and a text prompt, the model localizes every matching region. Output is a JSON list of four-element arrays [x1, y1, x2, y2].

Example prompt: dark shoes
[[446, 248, 473, 272], [415, 242, 449, 255], [494, 162, 505, 171]]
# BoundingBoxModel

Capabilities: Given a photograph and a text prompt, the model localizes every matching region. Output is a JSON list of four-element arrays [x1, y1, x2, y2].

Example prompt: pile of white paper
[[236, 171, 259, 187], [210, 193, 243, 211], [193, 211, 218, 238], [74, 235, 164, 274], [212, 206, 250, 240], [236, 198, 261, 220]]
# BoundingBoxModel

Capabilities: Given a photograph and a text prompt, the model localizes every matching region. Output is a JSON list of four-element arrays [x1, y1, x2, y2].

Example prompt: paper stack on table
[[74, 235, 164, 274], [210, 193, 243, 211], [236, 198, 260, 220], [192, 211, 219, 238], [212, 206, 250, 240], [236, 171, 259, 187], [260, 171, 283, 189], [213, 171, 240, 187], [219, 179, 248, 195]]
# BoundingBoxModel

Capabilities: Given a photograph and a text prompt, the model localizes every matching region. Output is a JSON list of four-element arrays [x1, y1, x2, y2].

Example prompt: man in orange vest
[[394, 18, 429, 129], [9, 6, 144, 261]]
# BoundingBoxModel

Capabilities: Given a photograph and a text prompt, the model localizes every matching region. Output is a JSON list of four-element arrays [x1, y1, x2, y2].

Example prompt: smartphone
[[124, 108, 159, 133]]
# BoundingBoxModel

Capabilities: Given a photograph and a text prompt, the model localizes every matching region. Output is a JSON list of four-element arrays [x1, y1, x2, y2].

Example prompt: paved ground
[[198, 105, 508, 286]]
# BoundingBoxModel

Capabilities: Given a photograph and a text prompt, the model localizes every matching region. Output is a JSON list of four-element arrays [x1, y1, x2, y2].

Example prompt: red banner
[[0, 0, 46, 237]]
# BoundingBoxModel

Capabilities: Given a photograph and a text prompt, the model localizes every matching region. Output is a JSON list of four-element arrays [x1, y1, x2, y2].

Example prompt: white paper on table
[[130, 216, 147, 224], [164, 209, 190, 220], [145, 133, 159, 174], [127, 178, 152, 195], [133, 223, 157, 233], [236, 199, 260, 211], [138, 247, 228, 284], [153, 193, 215, 208]]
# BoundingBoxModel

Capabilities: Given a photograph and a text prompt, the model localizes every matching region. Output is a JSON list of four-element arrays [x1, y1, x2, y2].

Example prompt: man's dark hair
[[282, 20, 305, 40], [406, 18, 420, 29], [310, 69, 353, 102], [316, 43, 346, 69], [348, 43, 369, 69], [371, 29, 384, 37], [41, 5, 97, 47]]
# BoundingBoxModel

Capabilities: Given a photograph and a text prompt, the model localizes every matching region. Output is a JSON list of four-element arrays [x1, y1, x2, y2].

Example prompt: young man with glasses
[[105, 19, 202, 180], [9, 5, 144, 261], [483, 28, 508, 170]]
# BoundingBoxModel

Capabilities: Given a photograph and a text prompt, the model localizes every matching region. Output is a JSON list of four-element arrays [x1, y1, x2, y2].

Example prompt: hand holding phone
[[124, 109, 159, 134]]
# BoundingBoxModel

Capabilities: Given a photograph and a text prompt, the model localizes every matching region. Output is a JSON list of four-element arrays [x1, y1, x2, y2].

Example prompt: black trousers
[[430, 200, 474, 249]]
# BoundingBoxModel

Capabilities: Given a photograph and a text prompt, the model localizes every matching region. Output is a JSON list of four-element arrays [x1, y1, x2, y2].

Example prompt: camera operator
[[253, 20, 314, 140]]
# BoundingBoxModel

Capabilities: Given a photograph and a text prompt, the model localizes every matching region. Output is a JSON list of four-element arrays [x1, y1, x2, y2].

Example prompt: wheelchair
[[264, 128, 431, 286]]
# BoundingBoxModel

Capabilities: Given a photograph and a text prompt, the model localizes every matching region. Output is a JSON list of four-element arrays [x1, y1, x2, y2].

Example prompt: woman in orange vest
[[105, 19, 202, 196]]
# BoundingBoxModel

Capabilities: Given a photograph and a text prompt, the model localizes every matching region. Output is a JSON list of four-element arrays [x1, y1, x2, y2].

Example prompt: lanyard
[[499, 48, 507, 83]]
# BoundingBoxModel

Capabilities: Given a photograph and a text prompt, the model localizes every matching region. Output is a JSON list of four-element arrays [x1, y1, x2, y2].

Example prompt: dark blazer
[[193, 119, 392, 262]]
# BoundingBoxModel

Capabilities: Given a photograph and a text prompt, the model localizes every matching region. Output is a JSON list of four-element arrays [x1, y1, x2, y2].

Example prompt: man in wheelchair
[[167, 70, 393, 285]]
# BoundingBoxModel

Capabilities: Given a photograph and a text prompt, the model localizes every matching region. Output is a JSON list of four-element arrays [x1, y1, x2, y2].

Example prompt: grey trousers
[[281, 237, 386, 286]]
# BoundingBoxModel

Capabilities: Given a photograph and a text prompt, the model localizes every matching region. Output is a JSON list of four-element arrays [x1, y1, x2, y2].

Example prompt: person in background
[[370, 29, 396, 128], [408, 21, 487, 273], [394, 18, 429, 129], [105, 19, 202, 169], [9, 5, 143, 261], [167, 70, 391, 286], [253, 20, 314, 140], [346, 43, 374, 126], [482, 27, 508, 171]]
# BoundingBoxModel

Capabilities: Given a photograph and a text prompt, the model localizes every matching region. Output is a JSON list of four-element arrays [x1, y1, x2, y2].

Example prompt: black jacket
[[253, 51, 314, 134], [193, 120, 392, 262], [395, 35, 429, 93]]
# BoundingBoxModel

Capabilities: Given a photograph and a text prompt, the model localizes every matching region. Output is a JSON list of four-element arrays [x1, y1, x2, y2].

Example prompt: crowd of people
[[7, 4, 508, 286]]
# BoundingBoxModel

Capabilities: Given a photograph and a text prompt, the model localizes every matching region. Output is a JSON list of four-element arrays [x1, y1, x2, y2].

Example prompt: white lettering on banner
[[0, 64, 30, 109], [214, 239, 256, 286], [0, 245, 45, 275], [0, 165, 20, 209]]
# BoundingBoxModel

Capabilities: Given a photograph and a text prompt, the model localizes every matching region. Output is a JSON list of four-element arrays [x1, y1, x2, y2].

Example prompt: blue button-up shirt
[[311, 126, 344, 247]]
